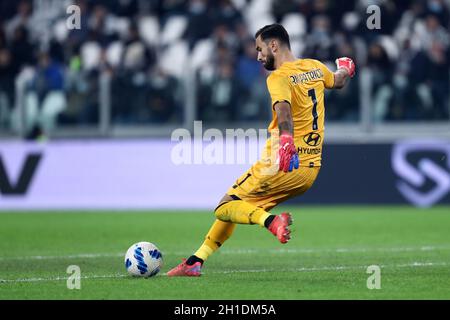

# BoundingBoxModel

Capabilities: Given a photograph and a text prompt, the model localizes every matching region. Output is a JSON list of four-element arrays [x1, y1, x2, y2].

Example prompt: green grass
[[0, 206, 450, 299]]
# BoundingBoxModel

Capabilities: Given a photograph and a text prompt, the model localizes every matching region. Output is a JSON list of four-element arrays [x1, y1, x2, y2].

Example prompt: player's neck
[[275, 50, 296, 69]]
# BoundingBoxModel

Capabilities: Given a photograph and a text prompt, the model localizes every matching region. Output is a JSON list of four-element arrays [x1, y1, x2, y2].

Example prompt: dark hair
[[255, 24, 291, 50]]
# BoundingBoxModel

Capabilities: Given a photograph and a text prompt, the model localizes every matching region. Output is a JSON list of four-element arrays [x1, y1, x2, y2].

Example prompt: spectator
[[0, 29, 14, 124], [5, 0, 33, 41], [303, 15, 335, 62], [198, 59, 239, 121], [121, 23, 155, 73], [212, 0, 243, 29], [272, 0, 300, 22], [20, 51, 66, 139], [10, 25, 34, 74], [326, 37, 360, 121], [185, 0, 213, 49], [415, 40, 450, 119], [235, 38, 269, 120], [426, 0, 450, 26], [367, 41, 394, 121], [110, 22, 157, 124], [147, 67, 180, 123]]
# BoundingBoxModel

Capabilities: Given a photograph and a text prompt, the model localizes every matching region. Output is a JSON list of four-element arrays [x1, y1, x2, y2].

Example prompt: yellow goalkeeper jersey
[[266, 58, 335, 167]]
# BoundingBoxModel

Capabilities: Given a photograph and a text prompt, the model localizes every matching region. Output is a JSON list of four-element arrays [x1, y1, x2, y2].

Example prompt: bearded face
[[263, 50, 276, 71]]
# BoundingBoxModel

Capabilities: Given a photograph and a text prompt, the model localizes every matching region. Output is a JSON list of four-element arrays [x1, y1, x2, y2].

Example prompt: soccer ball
[[124, 241, 163, 277]]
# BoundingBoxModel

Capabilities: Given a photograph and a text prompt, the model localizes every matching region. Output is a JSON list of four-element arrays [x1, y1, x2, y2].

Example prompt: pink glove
[[335, 57, 356, 78], [279, 134, 299, 173]]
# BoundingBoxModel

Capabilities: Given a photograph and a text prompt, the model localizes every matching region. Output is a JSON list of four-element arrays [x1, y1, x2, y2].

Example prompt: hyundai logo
[[303, 133, 322, 147]]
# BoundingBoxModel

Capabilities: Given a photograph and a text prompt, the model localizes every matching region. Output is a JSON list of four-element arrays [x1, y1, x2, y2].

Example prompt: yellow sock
[[215, 200, 271, 226], [194, 219, 236, 262]]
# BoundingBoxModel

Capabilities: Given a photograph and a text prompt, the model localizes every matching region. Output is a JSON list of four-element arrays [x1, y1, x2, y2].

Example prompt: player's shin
[[192, 219, 236, 263]]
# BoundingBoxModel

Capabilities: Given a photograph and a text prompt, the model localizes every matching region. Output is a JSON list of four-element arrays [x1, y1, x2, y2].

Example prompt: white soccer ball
[[124, 241, 163, 277]]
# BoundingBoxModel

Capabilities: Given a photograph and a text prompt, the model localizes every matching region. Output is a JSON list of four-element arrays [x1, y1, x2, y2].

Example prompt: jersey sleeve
[[316, 61, 335, 89], [266, 73, 292, 108]]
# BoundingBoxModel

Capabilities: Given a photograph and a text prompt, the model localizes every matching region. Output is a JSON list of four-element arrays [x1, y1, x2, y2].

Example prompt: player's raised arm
[[274, 101, 299, 173], [333, 57, 356, 89]]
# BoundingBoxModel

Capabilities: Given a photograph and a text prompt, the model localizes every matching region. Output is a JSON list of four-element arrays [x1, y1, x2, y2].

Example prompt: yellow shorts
[[227, 161, 320, 211]]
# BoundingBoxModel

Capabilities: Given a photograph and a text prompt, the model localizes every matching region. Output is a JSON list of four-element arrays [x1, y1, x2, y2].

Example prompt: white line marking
[[1, 245, 450, 261], [210, 261, 450, 274], [0, 261, 448, 283], [0, 274, 128, 283], [0, 253, 123, 261]]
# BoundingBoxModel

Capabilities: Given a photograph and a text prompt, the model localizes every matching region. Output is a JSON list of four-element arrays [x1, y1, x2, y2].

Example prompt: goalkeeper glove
[[279, 133, 299, 173], [335, 57, 356, 78]]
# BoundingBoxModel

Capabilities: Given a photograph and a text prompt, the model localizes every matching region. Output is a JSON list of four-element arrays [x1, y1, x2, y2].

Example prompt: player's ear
[[269, 39, 278, 53]]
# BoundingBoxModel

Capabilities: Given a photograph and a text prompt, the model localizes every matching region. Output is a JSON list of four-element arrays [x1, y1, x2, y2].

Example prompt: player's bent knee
[[214, 201, 229, 219], [214, 194, 240, 220]]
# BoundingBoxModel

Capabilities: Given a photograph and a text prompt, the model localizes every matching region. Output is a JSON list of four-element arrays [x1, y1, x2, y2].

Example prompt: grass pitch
[[0, 206, 449, 300]]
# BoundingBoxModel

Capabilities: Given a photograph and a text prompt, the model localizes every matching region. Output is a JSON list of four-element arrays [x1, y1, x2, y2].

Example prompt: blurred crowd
[[0, 0, 449, 138]]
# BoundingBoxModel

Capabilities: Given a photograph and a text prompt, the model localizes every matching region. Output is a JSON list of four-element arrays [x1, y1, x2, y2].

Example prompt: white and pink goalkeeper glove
[[335, 57, 356, 78], [279, 133, 299, 173]]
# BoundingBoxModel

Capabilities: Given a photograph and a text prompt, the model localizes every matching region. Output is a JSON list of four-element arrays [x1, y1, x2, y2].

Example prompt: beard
[[263, 52, 275, 71]]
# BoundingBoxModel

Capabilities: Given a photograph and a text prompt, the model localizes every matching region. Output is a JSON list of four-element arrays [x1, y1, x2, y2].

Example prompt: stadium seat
[[113, 17, 131, 39], [342, 12, 360, 32], [159, 40, 189, 78], [246, 0, 272, 17], [160, 15, 188, 47], [106, 41, 124, 68], [123, 42, 146, 70], [246, 13, 276, 36], [53, 19, 69, 43], [290, 38, 305, 57], [393, 26, 410, 47], [190, 39, 214, 71], [244, 0, 275, 35], [378, 36, 400, 61], [80, 42, 102, 71], [230, 0, 247, 10], [281, 13, 306, 38], [411, 20, 427, 50], [138, 15, 159, 46]]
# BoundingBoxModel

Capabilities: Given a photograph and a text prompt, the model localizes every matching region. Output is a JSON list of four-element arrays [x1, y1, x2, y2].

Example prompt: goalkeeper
[[168, 24, 355, 276]]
